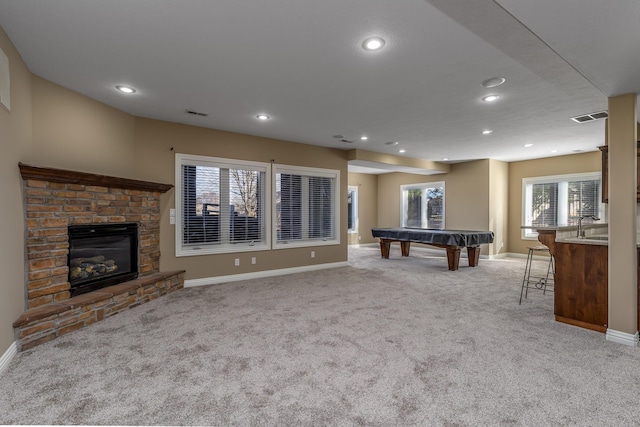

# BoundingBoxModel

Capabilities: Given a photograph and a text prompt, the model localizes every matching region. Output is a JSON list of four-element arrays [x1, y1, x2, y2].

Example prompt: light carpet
[[1, 246, 639, 425]]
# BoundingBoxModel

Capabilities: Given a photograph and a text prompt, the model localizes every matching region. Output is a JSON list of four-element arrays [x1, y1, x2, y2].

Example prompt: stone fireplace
[[13, 163, 185, 351]]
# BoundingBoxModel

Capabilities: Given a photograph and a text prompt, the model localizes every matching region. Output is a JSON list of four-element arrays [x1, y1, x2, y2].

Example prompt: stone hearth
[[14, 163, 185, 351], [14, 271, 184, 351]]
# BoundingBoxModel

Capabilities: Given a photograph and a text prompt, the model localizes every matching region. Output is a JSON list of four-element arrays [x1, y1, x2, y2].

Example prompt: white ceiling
[[0, 0, 638, 174]]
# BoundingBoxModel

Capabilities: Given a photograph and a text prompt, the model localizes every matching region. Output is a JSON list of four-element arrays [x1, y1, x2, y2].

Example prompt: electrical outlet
[[251, 257, 256, 265], [311, 251, 315, 258], [234, 258, 240, 266]]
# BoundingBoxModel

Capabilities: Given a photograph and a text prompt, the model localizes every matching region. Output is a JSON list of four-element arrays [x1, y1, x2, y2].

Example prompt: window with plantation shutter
[[274, 165, 340, 248], [522, 172, 603, 238], [176, 153, 270, 256]]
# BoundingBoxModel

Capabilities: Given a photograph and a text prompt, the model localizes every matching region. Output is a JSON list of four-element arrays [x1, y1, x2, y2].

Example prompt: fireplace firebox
[[68, 223, 139, 296]]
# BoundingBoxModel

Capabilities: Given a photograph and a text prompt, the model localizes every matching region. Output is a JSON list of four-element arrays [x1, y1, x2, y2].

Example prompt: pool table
[[371, 227, 495, 271]]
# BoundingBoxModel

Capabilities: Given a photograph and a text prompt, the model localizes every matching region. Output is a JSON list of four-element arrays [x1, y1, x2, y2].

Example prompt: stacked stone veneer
[[14, 163, 185, 351]]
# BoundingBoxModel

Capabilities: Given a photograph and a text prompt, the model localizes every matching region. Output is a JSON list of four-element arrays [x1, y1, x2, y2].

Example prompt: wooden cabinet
[[553, 242, 608, 332], [598, 142, 640, 203], [538, 229, 640, 332]]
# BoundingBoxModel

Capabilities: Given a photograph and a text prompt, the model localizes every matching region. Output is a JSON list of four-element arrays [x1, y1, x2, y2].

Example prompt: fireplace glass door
[[68, 223, 138, 296]]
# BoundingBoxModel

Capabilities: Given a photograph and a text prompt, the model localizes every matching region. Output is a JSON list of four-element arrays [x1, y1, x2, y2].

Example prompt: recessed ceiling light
[[116, 85, 136, 94], [362, 37, 385, 51], [482, 77, 506, 88], [442, 158, 449, 161], [482, 95, 500, 102], [399, 149, 406, 153], [384, 141, 399, 146], [524, 143, 533, 147], [551, 150, 558, 153], [256, 114, 270, 120], [482, 130, 493, 135], [360, 136, 368, 141]]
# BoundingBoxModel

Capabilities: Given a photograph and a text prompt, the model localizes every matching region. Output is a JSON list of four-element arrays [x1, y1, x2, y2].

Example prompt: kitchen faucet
[[577, 215, 601, 238]]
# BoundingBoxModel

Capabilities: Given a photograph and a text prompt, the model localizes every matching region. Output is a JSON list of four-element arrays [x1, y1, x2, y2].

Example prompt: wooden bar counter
[[532, 225, 614, 333]]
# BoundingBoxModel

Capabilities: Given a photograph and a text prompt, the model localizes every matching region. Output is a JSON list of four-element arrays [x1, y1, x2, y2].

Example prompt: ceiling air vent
[[571, 110, 608, 123], [185, 109, 208, 117]]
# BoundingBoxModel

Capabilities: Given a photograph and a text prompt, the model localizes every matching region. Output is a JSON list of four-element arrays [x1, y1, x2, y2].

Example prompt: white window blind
[[522, 172, 602, 238], [400, 182, 445, 229], [176, 154, 270, 256], [274, 165, 340, 248]]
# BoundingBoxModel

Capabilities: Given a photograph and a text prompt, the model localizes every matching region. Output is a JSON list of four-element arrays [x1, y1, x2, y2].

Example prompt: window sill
[[177, 243, 270, 257], [273, 239, 340, 250]]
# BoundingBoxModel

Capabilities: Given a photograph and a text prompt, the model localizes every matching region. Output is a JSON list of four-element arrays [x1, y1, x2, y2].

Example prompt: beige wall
[[31, 76, 137, 178], [347, 172, 378, 244], [0, 28, 33, 352], [606, 94, 637, 335], [1, 68, 349, 354], [507, 151, 601, 255], [27, 78, 349, 283], [489, 159, 509, 255], [133, 117, 348, 280], [377, 160, 490, 230], [376, 160, 493, 254]]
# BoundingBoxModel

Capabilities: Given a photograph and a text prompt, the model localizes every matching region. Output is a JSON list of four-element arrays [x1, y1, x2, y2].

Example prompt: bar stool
[[519, 245, 554, 304]]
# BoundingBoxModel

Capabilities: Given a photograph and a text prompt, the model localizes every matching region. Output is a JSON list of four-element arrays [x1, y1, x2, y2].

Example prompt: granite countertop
[[553, 224, 609, 245], [520, 224, 606, 232], [521, 223, 611, 245], [556, 235, 609, 246], [556, 234, 640, 246], [525, 223, 640, 246]]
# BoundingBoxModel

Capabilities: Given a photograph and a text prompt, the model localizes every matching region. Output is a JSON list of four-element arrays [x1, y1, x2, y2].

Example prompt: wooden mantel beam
[[18, 163, 173, 193]]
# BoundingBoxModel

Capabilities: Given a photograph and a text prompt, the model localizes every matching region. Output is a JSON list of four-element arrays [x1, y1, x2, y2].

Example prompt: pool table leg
[[446, 246, 461, 271], [379, 239, 411, 258], [379, 240, 391, 258], [400, 241, 410, 257], [467, 246, 481, 267]]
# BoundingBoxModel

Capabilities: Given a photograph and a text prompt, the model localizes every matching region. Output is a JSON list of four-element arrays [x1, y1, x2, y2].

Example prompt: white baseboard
[[185, 261, 350, 288], [351, 243, 378, 248], [502, 251, 550, 261], [0, 341, 17, 375], [488, 252, 510, 260], [606, 329, 639, 347]]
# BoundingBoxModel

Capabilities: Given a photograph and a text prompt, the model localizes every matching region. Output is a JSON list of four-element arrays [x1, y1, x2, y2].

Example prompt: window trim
[[521, 171, 603, 239], [272, 164, 340, 249], [400, 181, 446, 229], [175, 153, 271, 257], [347, 185, 358, 234]]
